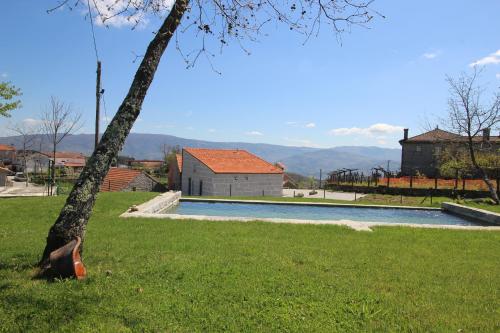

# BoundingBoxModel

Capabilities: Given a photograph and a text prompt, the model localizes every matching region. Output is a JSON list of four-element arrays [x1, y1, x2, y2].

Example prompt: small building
[[399, 127, 500, 177], [26, 151, 86, 174], [181, 148, 283, 196], [168, 154, 182, 190], [100, 168, 166, 192], [0, 144, 16, 166]]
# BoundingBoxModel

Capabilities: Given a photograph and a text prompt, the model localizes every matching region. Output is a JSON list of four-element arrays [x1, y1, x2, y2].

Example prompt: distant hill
[[0, 133, 401, 177]]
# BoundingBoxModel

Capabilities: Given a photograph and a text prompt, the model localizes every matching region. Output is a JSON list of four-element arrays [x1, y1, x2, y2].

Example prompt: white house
[[180, 148, 283, 197]]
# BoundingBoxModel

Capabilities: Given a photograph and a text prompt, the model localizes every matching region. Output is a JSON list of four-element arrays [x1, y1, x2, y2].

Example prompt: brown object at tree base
[[49, 236, 86, 280]]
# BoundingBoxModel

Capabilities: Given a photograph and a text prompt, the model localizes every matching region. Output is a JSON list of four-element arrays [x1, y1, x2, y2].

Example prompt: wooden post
[[454, 169, 458, 190], [95, 61, 102, 149], [434, 176, 438, 190], [462, 178, 466, 191], [409, 174, 413, 188]]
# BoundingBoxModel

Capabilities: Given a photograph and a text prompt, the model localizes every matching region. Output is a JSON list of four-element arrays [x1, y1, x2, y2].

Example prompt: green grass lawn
[[1, 193, 499, 332]]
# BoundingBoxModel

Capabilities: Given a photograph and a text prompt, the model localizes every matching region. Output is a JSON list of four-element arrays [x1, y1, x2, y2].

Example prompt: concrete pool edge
[[442, 202, 500, 226], [120, 211, 500, 232], [120, 193, 500, 232]]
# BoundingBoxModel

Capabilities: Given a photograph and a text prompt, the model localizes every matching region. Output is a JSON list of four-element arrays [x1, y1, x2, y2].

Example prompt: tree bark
[[39, 0, 189, 269], [467, 138, 500, 204]]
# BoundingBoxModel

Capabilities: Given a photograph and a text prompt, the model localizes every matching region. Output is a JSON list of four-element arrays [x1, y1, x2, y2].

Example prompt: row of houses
[[2, 143, 284, 196]]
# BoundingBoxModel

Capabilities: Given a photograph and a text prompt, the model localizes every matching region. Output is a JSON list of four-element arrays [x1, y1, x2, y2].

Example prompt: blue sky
[[1, 0, 499, 148]]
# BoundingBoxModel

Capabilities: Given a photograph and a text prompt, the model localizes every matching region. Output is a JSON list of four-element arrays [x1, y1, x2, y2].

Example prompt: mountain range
[[0, 133, 401, 177]]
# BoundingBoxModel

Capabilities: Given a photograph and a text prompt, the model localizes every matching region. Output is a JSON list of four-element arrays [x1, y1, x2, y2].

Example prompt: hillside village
[[1, 1, 500, 332]]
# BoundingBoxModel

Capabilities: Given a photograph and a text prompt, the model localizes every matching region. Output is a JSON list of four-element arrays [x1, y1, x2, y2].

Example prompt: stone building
[[399, 128, 500, 177], [180, 148, 283, 196], [100, 168, 166, 192]]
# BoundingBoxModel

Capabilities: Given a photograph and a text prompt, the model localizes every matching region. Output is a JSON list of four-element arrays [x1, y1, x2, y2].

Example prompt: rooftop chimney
[[483, 128, 490, 141], [403, 128, 409, 141]]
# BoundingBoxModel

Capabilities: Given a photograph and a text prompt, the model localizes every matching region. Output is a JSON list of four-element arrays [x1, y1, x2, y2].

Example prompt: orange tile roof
[[176, 154, 182, 171], [0, 144, 15, 151], [64, 162, 86, 167], [184, 148, 283, 174], [42, 151, 86, 159], [100, 168, 142, 192]]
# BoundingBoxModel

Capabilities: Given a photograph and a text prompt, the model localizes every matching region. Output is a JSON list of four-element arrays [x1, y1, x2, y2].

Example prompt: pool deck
[[121, 193, 500, 232]]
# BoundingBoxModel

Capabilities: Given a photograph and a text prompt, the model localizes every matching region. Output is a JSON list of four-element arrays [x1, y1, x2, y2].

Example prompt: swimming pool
[[161, 200, 482, 226]]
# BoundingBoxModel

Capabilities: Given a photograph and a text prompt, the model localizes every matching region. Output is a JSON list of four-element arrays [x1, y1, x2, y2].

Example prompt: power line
[[86, 0, 100, 61]]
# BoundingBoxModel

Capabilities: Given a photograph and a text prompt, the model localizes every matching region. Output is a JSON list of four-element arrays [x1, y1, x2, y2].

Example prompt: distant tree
[[164, 145, 181, 173], [439, 147, 500, 178], [9, 121, 40, 184], [444, 69, 500, 204], [39, 0, 382, 272], [40, 97, 82, 195], [0, 81, 22, 117]]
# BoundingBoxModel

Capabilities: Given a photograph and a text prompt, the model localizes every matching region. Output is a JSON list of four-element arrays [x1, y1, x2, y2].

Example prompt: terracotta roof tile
[[0, 144, 16, 151], [184, 148, 283, 174], [100, 168, 142, 192], [42, 151, 86, 159]]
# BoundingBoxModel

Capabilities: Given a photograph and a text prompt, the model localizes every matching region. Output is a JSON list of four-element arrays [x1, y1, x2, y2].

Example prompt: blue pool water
[[162, 201, 483, 226]]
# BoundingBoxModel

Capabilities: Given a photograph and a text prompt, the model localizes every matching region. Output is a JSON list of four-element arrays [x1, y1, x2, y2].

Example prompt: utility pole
[[319, 169, 322, 189], [95, 61, 102, 149]]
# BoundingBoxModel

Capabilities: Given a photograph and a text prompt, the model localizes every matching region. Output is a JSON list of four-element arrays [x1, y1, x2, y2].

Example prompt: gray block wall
[[181, 151, 283, 197], [125, 173, 166, 192]]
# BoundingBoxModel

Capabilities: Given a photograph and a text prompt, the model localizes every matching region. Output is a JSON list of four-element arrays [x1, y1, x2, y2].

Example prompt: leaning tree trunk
[[39, 0, 189, 270], [467, 139, 500, 204]]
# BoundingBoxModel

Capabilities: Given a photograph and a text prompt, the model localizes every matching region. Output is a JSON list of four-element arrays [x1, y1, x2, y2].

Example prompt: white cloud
[[245, 130, 263, 136], [496, 73, 500, 79], [84, 0, 174, 28], [329, 123, 404, 137], [422, 51, 440, 59], [208, 128, 216, 133], [22, 118, 43, 127], [470, 49, 500, 67], [286, 121, 316, 128]]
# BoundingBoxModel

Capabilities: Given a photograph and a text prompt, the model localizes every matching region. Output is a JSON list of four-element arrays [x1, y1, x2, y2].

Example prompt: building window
[[434, 147, 441, 154], [416, 145, 421, 152]]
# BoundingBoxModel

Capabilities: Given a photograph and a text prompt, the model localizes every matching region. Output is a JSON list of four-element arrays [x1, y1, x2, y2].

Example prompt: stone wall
[[125, 173, 166, 192], [442, 202, 500, 225], [181, 151, 283, 197]]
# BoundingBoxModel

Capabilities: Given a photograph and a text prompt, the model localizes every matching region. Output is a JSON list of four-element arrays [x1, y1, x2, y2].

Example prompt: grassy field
[[1, 193, 499, 332]]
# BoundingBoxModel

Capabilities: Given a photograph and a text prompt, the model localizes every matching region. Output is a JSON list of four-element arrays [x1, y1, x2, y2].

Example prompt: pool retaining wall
[[123, 191, 181, 215], [441, 202, 500, 225]]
